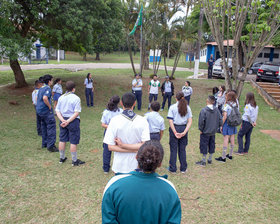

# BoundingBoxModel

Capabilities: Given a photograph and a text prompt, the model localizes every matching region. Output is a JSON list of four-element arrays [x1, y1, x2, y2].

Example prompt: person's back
[[102, 141, 181, 224], [105, 114, 149, 173], [103, 92, 150, 173], [199, 105, 222, 135], [102, 172, 181, 224]]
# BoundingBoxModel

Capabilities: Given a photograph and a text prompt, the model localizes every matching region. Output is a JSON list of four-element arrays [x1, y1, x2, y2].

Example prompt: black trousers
[[208, 66, 213, 79], [238, 120, 253, 153], [169, 125, 188, 172]]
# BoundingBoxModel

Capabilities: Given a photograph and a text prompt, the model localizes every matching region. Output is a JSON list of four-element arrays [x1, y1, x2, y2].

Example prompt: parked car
[[256, 62, 280, 83], [212, 58, 232, 78], [249, 62, 264, 74]]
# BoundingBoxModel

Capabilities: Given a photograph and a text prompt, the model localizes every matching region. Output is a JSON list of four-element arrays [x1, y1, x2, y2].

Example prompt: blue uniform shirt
[[132, 79, 143, 91], [144, 111, 165, 133], [36, 84, 52, 115], [101, 108, 123, 125], [55, 92, 81, 119], [52, 83, 63, 94], [84, 78, 93, 88], [167, 102, 192, 125]]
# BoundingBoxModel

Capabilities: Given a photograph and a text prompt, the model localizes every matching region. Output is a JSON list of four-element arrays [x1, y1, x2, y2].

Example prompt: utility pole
[[194, 6, 204, 79]]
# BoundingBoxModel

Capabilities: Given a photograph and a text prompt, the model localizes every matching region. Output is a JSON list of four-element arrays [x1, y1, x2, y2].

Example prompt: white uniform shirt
[[217, 91, 226, 106], [242, 104, 258, 123], [32, 89, 39, 105], [167, 102, 193, 125], [182, 86, 193, 97], [103, 114, 150, 173], [149, 80, 160, 94], [164, 81, 172, 93], [84, 78, 93, 88], [132, 79, 143, 91], [55, 92, 81, 119], [101, 108, 123, 125], [144, 111, 165, 133], [52, 83, 63, 94]]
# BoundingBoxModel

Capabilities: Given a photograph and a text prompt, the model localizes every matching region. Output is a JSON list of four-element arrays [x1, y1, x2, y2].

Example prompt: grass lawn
[[0, 69, 279, 223], [1, 51, 208, 69]]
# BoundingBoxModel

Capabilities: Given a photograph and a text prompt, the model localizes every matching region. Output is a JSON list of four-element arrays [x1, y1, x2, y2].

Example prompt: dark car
[[256, 62, 280, 82], [249, 62, 264, 74]]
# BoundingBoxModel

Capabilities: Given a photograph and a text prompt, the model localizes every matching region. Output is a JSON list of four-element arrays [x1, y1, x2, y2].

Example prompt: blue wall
[[150, 56, 161, 62], [206, 45, 216, 62]]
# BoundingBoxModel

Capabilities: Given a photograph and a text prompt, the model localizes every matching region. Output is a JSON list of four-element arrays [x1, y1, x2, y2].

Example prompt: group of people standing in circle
[[131, 73, 193, 111]]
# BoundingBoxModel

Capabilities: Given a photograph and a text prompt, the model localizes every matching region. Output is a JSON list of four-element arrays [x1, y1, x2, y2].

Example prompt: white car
[[212, 58, 232, 78]]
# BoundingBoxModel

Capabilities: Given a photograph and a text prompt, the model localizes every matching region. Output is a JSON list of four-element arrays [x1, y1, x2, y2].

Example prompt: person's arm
[[132, 79, 137, 87], [102, 189, 118, 224], [198, 110, 205, 134], [101, 123, 108, 129], [114, 138, 144, 151], [222, 111, 227, 125], [160, 130, 164, 140], [169, 119, 181, 139], [56, 111, 67, 123], [61, 112, 80, 128], [181, 117, 192, 137], [43, 96, 52, 110], [108, 144, 140, 153]]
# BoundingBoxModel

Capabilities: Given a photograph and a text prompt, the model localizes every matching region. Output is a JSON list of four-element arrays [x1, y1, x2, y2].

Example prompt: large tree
[[0, 0, 56, 87], [202, 0, 280, 97]]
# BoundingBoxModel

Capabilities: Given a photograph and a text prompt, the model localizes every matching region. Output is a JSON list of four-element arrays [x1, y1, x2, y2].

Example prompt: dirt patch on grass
[[260, 130, 280, 141], [6, 84, 33, 96]]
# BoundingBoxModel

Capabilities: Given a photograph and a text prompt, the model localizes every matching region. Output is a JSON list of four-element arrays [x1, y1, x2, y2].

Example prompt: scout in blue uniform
[[161, 75, 174, 110], [167, 92, 193, 173], [196, 95, 222, 166], [236, 92, 259, 155], [207, 54, 214, 79], [84, 73, 94, 107], [36, 74, 58, 152], [32, 80, 43, 136], [101, 95, 123, 173], [55, 81, 85, 166], [102, 140, 181, 224], [132, 73, 143, 110], [144, 101, 165, 141], [215, 91, 239, 163], [52, 78, 63, 110]]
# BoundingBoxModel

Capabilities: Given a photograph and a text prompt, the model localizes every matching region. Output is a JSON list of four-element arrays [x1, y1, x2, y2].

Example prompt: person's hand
[[60, 121, 68, 128], [252, 122, 256, 127], [115, 138, 123, 147], [175, 133, 182, 139], [220, 127, 223, 132], [200, 131, 202, 134]]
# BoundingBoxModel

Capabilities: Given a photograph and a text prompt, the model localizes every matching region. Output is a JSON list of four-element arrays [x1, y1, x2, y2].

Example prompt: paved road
[[0, 62, 208, 74]]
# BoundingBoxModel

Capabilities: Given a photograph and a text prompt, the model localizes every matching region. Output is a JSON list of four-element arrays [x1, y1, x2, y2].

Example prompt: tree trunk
[[83, 53, 87, 61], [127, 35, 137, 75], [95, 52, 100, 61], [10, 59, 28, 88], [194, 7, 204, 78]]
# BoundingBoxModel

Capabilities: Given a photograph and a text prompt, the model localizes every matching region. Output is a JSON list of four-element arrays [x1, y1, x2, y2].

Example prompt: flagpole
[[140, 21, 143, 75]]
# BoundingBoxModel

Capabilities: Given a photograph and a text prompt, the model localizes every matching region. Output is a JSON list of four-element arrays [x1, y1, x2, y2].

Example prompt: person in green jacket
[[102, 140, 181, 224]]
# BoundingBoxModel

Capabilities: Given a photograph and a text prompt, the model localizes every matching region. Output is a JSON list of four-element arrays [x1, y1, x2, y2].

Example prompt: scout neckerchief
[[122, 109, 137, 121]]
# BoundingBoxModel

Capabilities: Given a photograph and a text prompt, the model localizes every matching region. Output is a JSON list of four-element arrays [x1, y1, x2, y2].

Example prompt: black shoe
[[167, 167, 176, 174], [47, 146, 59, 152], [59, 157, 67, 164], [195, 160, 206, 167], [215, 157, 226, 163], [226, 154, 233, 160], [207, 160, 212, 164], [234, 151, 244, 156], [72, 159, 85, 166]]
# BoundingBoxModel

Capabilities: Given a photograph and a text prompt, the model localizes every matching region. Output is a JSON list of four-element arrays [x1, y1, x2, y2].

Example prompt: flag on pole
[[129, 5, 143, 36]]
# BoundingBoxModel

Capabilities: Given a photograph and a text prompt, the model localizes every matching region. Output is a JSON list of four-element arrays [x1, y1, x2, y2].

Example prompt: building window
[[273, 53, 279, 59], [264, 53, 270, 58], [258, 53, 263, 58]]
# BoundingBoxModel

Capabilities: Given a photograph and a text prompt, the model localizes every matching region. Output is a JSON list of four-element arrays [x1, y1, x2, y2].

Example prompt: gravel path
[[0, 62, 207, 73]]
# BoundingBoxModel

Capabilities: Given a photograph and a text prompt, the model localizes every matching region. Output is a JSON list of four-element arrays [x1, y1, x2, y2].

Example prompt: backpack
[[227, 104, 242, 126]]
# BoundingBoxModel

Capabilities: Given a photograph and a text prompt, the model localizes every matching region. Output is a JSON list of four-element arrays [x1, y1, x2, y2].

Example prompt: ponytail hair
[[54, 78, 61, 85], [107, 95, 120, 111], [176, 92, 188, 117]]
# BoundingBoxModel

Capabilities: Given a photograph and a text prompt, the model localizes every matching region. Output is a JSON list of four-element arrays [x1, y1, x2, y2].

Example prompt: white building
[[186, 40, 280, 64]]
